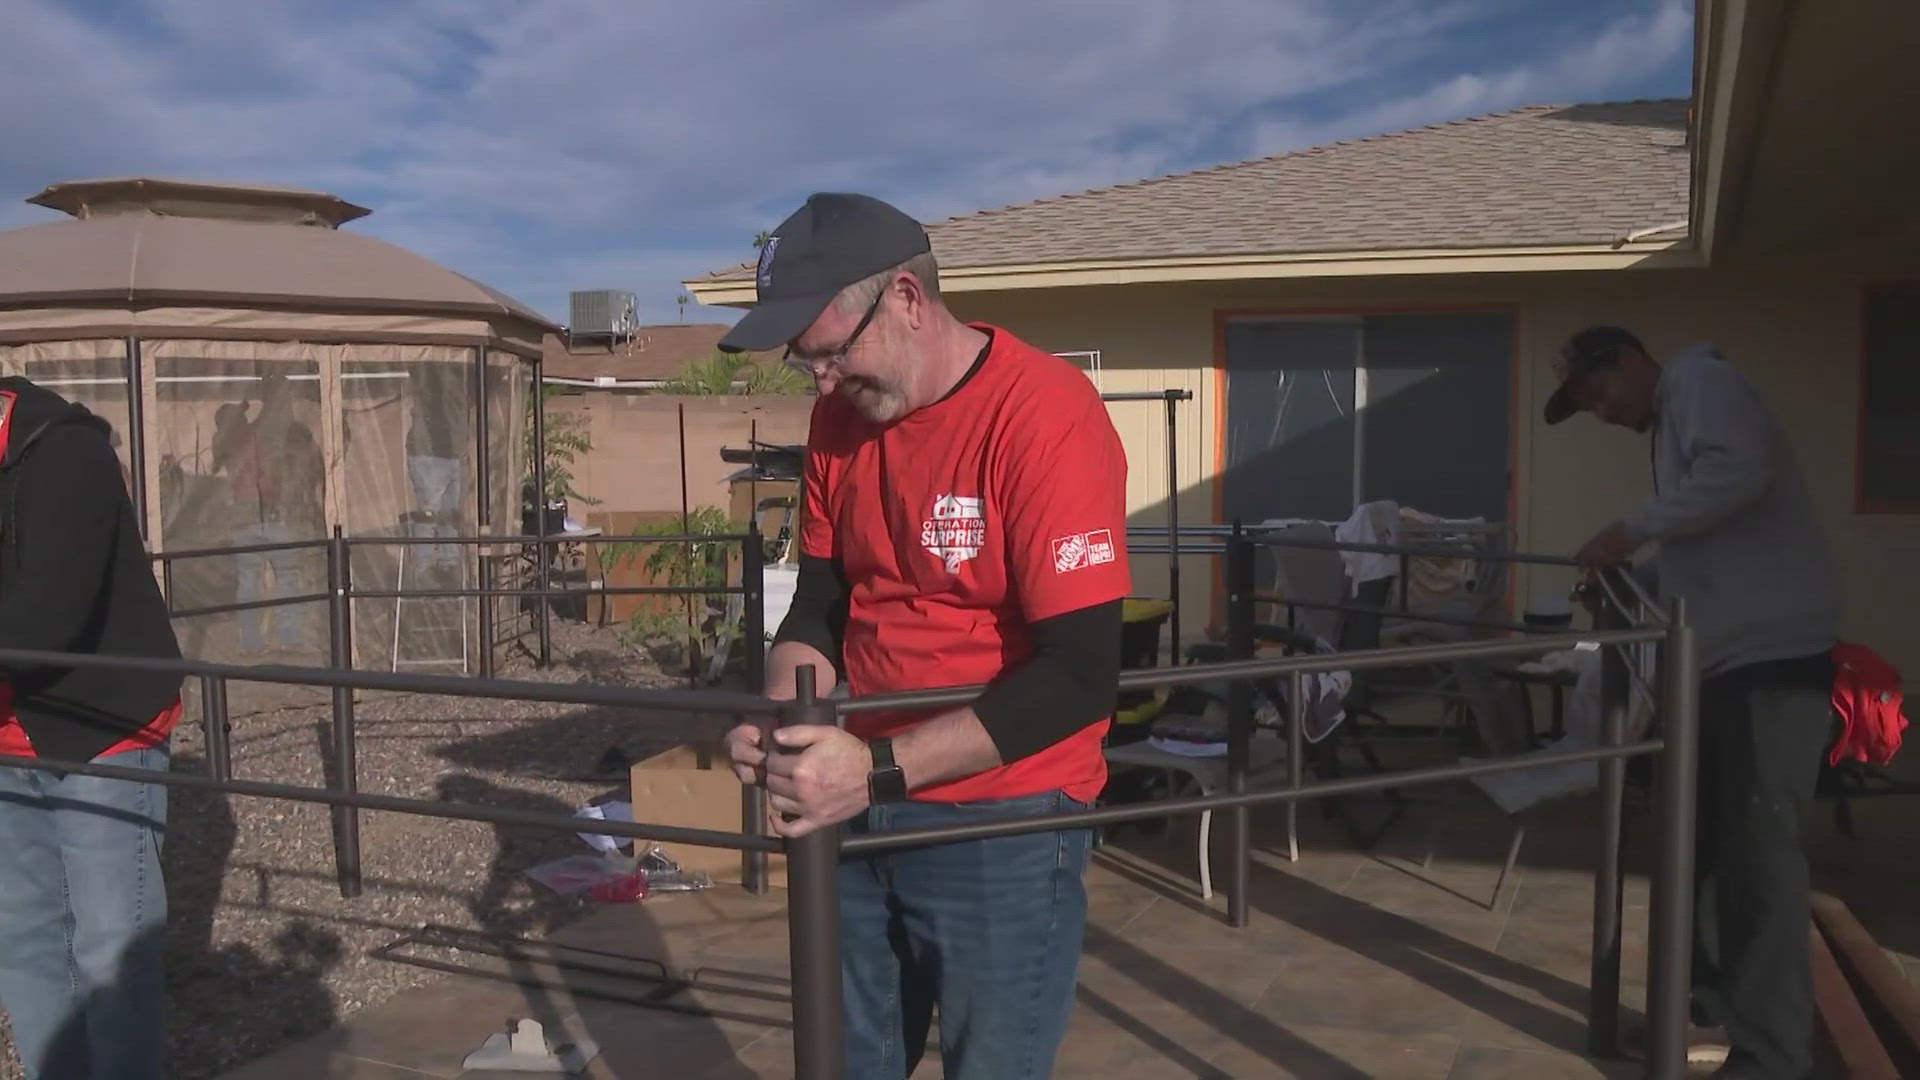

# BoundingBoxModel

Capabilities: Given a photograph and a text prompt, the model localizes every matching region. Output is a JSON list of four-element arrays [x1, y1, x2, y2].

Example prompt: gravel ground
[[1, 621, 743, 1080]]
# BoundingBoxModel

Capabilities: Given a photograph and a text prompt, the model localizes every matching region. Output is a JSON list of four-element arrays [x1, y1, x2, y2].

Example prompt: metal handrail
[[836, 626, 1660, 715], [0, 645, 771, 716], [16, 519, 1696, 1078]]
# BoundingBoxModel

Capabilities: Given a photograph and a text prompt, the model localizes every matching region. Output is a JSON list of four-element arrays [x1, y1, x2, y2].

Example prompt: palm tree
[[661, 350, 809, 395]]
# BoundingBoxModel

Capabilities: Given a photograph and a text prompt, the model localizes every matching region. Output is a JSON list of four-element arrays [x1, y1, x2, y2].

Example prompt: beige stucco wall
[[555, 393, 814, 518], [949, 244, 1920, 669]]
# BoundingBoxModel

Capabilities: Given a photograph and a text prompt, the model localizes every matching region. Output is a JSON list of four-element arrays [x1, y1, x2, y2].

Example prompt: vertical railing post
[[532, 358, 551, 668], [1164, 389, 1181, 664], [199, 674, 231, 783], [1646, 598, 1699, 1080], [478, 555, 497, 681], [1589, 568, 1630, 1056], [1225, 521, 1255, 927], [124, 335, 148, 539], [327, 526, 363, 899], [785, 665, 845, 1079], [474, 347, 494, 680], [1285, 670, 1306, 863], [161, 557, 176, 613], [741, 526, 769, 894]]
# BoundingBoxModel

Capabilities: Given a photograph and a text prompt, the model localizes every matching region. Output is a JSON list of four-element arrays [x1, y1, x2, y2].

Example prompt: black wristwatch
[[867, 737, 908, 804]]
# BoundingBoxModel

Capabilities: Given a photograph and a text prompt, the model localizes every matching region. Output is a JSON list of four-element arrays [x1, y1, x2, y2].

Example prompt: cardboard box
[[629, 743, 788, 888]]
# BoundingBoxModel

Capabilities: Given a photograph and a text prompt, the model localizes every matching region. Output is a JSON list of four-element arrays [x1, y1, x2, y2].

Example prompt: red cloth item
[[1830, 642, 1907, 767], [801, 325, 1131, 804], [0, 682, 183, 760]]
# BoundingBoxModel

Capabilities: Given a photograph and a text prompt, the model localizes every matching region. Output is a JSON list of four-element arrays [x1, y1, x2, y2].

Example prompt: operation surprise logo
[[922, 494, 986, 573]]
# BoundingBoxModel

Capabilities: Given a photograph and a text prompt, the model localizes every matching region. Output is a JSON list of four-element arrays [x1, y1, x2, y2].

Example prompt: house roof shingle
[[698, 100, 1690, 283], [541, 323, 771, 382]]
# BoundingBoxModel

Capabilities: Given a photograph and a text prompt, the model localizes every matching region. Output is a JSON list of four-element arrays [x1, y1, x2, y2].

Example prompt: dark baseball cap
[[1544, 325, 1646, 424], [718, 193, 931, 353]]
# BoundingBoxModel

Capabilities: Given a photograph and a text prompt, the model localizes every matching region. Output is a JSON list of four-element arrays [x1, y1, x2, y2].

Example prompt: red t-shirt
[[801, 325, 1131, 803], [0, 685, 182, 760]]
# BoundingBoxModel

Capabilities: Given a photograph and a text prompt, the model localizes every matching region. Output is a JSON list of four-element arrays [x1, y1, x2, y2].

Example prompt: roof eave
[[0, 288, 557, 329], [1688, 0, 1793, 262], [684, 240, 1699, 306]]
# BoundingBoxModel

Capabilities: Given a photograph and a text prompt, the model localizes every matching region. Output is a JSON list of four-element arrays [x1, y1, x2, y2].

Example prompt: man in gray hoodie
[[1546, 325, 1839, 1080]]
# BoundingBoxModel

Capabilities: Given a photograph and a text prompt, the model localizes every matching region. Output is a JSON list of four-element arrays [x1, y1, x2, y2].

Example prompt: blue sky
[[1, 0, 1692, 328]]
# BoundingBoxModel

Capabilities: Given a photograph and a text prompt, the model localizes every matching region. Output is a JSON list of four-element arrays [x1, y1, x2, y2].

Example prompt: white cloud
[[1249, 1, 1692, 155], [0, 0, 1691, 323]]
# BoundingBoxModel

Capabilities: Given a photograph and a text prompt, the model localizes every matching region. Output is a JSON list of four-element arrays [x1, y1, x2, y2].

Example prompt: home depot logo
[[1052, 529, 1115, 573], [922, 494, 985, 573]]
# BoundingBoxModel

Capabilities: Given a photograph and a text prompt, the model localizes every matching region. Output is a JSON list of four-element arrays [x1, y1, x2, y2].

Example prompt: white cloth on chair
[[759, 564, 798, 642], [1334, 500, 1401, 595], [1466, 644, 1658, 814]]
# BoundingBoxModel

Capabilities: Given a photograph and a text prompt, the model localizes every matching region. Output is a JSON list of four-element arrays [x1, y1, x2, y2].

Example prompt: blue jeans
[[233, 521, 311, 652], [840, 791, 1093, 1080], [406, 454, 464, 573], [0, 745, 169, 1080]]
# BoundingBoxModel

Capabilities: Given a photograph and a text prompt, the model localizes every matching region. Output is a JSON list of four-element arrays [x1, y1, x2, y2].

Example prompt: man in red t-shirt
[[722, 193, 1129, 1079]]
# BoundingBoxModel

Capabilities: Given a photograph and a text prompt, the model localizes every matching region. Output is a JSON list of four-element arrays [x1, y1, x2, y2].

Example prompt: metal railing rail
[[18, 520, 1696, 1078], [0, 586, 1697, 1078]]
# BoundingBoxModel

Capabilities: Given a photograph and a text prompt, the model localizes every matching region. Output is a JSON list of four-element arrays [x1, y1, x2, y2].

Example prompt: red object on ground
[[1830, 643, 1908, 766]]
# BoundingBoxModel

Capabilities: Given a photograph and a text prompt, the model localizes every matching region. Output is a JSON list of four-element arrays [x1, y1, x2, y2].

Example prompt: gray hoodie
[[1620, 344, 1840, 677]]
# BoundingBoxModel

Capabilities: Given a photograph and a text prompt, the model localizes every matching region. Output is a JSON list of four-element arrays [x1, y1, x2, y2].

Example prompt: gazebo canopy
[[0, 177, 554, 678], [0, 177, 554, 354]]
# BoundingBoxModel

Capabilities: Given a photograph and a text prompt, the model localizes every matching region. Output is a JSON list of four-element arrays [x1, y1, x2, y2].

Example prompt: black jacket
[[0, 376, 182, 763]]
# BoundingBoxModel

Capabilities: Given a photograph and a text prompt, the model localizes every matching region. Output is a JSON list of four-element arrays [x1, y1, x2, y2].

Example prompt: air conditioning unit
[[568, 290, 638, 341]]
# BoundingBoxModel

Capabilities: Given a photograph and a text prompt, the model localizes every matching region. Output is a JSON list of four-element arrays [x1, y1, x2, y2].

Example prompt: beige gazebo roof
[[0, 178, 555, 353]]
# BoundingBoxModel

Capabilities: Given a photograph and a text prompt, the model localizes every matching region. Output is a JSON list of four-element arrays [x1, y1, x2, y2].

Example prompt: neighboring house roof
[[541, 323, 774, 383], [691, 99, 1691, 292]]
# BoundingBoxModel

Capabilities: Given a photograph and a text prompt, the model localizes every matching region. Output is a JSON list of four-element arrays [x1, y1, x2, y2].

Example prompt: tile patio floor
[[213, 731, 1920, 1079]]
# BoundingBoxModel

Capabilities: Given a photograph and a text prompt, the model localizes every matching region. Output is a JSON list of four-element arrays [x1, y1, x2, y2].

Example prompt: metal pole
[[532, 358, 551, 668], [1286, 670, 1305, 863], [1646, 598, 1699, 1080], [1164, 390, 1181, 665], [124, 335, 148, 539], [1588, 572, 1630, 1056], [478, 556, 496, 681], [1225, 522, 1255, 927], [474, 347, 494, 679], [679, 402, 695, 688], [327, 526, 362, 899], [785, 665, 845, 1079], [741, 524, 769, 894], [199, 674, 231, 783]]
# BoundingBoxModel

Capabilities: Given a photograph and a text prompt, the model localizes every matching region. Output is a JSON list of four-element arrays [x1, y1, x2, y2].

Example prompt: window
[[1859, 285, 1920, 511], [1221, 311, 1513, 525]]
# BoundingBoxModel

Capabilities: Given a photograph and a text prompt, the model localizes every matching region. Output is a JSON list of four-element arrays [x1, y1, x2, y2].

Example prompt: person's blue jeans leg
[[0, 761, 89, 1077], [231, 525, 269, 653], [263, 545, 307, 650], [840, 791, 1093, 1080], [0, 745, 169, 1080], [838, 821, 933, 1080]]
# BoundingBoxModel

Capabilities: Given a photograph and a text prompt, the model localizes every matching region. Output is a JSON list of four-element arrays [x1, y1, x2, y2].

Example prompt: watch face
[[870, 766, 908, 804]]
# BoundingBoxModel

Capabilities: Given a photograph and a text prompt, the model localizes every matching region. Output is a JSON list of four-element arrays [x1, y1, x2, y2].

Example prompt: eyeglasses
[[783, 284, 887, 375]]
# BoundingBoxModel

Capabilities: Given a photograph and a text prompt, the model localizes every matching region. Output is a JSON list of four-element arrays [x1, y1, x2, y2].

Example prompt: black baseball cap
[[718, 193, 931, 353], [1544, 325, 1646, 424]]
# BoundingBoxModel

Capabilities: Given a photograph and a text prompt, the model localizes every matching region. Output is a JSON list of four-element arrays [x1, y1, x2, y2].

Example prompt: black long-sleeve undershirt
[[771, 554, 1122, 762]]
